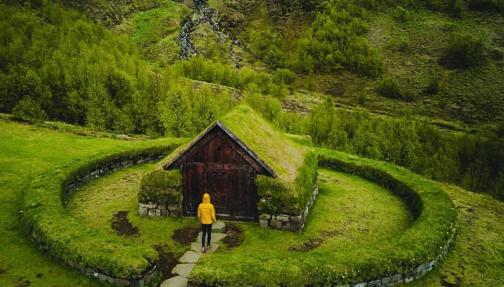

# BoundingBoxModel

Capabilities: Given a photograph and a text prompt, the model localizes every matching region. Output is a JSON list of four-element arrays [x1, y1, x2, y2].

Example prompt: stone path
[[161, 221, 227, 287]]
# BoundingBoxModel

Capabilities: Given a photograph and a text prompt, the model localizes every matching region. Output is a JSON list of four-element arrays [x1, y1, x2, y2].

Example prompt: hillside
[[0, 1, 503, 286]]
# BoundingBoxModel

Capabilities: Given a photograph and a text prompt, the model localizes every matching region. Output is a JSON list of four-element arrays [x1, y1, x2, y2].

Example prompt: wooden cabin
[[163, 122, 276, 220]]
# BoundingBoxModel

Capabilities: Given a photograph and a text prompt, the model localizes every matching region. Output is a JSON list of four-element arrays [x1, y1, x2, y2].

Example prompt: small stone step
[[172, 263, 195, 278], [191, 242, 220, 254], [212, 221, 226, 232], [160, 276, 188, 287], [196, 232, 227, 243], [179, 251, 201, 263]]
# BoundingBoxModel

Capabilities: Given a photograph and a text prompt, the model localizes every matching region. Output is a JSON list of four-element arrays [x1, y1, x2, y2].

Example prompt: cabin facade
[[163, 122, 276, 220]]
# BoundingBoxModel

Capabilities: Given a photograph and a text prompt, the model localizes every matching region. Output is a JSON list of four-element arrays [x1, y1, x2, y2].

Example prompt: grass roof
[[161, 104, 309, 183]]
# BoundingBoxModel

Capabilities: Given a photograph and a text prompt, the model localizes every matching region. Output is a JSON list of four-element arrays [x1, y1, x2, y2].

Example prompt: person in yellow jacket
[[197, 193, 216, 253]]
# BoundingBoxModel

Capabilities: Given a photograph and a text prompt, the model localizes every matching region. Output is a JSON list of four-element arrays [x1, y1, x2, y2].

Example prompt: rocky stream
[[179, 0, 242, 67]]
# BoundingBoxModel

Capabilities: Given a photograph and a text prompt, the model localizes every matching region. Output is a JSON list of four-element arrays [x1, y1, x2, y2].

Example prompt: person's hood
[[202, 193, 211, 203]]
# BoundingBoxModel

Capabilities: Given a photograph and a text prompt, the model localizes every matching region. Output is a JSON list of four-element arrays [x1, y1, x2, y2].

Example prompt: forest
[[0, 0, 503, 199]]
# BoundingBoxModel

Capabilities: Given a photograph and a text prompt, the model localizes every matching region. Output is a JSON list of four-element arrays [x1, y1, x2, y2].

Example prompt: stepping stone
[[191, 242, 220, 254], [179, 251, 201, 263], [172, 263, 195, 278], [196, 232, 227, 243], [212, 221, 226, 232], [160, 276, 188, 287]]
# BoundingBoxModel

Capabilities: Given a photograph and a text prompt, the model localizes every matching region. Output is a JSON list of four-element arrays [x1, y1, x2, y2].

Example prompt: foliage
[[440, 33, 486, 69], [256, 152, 318, 214], [138, 169, 182, 204], [376, 76, 402, 99], [307, 100, 504, 200], [468, 0, 504, 11], [292, 0, 383, 76], [158, 80, 234, 137]]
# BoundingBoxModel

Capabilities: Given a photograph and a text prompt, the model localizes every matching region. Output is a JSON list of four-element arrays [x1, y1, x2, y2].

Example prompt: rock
[[212, 221, 225, 232], [270, 219, 282, 229], [170, 210, 180, 217], [138, 207, 148, 216], [259, 219, 269, 228], [160, 276, 188, 287], [148, 209, 156, 217], [259, 213, 271, 220], [161, 209, 170, 216], [172, 264, 195, 278], [179, 251, 201, 263], [275, 214, 290, 223], [168, 204, 179, 211], [158, 204, 167, 210], [290, 215, 303, 223]]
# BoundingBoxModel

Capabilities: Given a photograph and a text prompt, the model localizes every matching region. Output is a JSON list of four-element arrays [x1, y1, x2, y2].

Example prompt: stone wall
[[346, 231, 456, 287], [138, 202, 182, 217], [58, 150, 170, 286], [258, 186, 319, 232]]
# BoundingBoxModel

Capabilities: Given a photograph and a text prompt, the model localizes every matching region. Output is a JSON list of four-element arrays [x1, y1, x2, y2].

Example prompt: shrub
[[257, 152, 318, 215], [12, 98, 47, 122], [138, 169, 182, 204], [393, 6, 413, 22], [468, 0, 504, 11], [376, 77, 402, 99], [448, 0, 464, 18], [440, 33, 486, 69]]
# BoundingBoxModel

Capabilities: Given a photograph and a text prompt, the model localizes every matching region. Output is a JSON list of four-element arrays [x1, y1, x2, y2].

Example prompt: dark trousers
[[201, 224, 212, 247]]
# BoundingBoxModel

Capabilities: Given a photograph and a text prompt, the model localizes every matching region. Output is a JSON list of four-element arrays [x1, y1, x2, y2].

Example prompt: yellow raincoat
[[197, 193, 216, 224]]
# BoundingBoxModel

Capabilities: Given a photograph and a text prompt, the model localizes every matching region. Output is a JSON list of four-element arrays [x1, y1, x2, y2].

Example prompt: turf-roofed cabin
[[138, 105, 319, 231]]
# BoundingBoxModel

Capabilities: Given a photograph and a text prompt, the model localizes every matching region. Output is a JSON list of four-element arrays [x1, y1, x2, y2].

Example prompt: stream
[[178, 0, 242, 68]]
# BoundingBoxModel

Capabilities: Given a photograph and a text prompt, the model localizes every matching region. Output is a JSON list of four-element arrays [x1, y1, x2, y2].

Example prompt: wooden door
[[183, 163, 258, 219]]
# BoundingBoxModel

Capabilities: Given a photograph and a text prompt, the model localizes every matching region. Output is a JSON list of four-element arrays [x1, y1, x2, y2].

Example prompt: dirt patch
[[172, 226, 199, 245], [154, 245, 178, 281], [16, 279, 30, 287], [111, 211, 139, 236], [288, 237, 324, 252], [222, 222, 244, 248]]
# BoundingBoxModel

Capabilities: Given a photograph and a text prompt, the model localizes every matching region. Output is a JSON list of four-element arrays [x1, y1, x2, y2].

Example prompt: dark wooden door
[[183, 163, 258, 219]]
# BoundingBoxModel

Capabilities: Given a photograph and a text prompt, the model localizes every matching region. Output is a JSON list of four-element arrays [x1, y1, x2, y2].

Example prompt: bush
[[393, 6, 413, 22], [468, 0, 504, 11], [257, 152, 318, 215], [440, 33, 486, 69], [376, 77, 402, 99], [138, 169, 182, 204], [12, 98, 47, 122], [425, 77, 443, 95]]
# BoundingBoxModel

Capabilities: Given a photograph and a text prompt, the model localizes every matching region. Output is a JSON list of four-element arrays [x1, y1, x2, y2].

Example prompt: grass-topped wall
[[22, 143, 182, 285]]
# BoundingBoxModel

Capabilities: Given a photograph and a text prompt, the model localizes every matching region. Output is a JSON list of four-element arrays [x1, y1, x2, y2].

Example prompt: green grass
[[366, 10, 504, 125], [68, 164, 196, 256], [115, 0, 191, 66], [0, 118, 181, 286], [191, 168, 413, 286], [408, 183, 504, 286]]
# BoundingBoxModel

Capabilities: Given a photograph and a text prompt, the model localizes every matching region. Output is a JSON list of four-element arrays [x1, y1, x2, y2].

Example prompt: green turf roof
[[161, 104, 309, 183]]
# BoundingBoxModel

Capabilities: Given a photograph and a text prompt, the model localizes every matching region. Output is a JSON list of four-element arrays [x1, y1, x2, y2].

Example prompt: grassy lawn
[[191, 168, 413, 286], [0, 119, 179, 286], [68, 164, 198, 257]]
